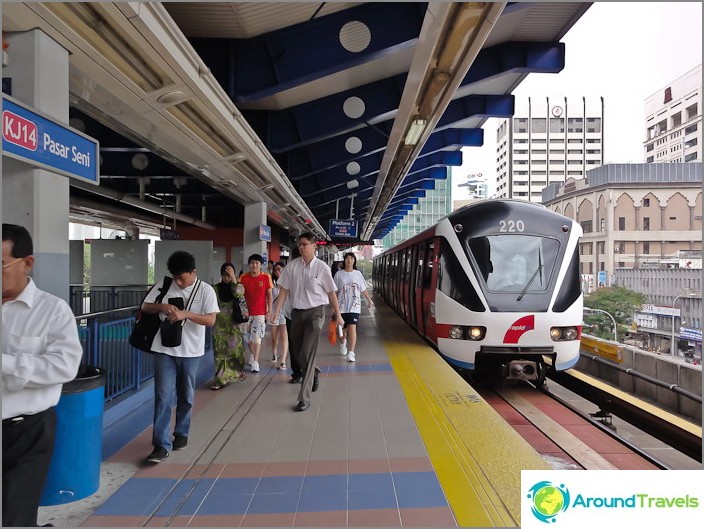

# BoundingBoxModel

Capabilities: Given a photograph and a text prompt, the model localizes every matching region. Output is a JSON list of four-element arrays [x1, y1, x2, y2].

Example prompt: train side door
[[408, 245, 419, 330], [420, 239, 438, 341]]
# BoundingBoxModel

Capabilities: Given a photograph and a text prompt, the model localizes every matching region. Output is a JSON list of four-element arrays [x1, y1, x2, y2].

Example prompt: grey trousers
[[290, 306, 325, 403]]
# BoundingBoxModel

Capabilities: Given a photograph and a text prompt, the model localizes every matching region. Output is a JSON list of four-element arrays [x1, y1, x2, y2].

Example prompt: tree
[[584, 286, 646, 341]]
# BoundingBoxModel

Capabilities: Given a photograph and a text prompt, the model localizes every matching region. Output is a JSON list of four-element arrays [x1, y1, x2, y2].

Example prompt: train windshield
[[467, 235, 559, 295]]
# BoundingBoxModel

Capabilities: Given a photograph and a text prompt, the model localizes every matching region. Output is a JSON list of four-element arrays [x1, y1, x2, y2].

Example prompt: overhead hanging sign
[[329, 219, 357, 238], [2, 94, 99, 184]]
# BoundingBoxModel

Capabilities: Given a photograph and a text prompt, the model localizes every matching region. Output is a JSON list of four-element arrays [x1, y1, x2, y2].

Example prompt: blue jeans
[[153, 353, 200, 451]]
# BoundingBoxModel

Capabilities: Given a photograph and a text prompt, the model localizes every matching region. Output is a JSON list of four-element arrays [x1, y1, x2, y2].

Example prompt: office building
[[495, 96, 605, 202], [644, 64, 702, 163]]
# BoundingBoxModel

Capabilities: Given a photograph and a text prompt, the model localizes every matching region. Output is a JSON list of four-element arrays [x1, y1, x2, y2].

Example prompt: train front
[[435, 200, 583, 382]]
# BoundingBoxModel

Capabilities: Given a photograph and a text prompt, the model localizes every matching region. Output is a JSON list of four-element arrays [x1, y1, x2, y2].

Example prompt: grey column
[[2, 30, 71, 301], [243, 202, 269, 271]]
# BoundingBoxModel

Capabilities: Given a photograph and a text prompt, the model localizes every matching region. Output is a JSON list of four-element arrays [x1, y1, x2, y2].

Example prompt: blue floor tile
[[94, 478, 178, 516], [256, 475, 304, 493], [213, 477, 259, 495], [248, 492, 300, 514], [197, 492, 253, 516], [393, 472, 447, 508], [349, 472, 394, 491], [348, 487, 398, 511], [302, 474, 348, 493], [298, 489, 348, 512]]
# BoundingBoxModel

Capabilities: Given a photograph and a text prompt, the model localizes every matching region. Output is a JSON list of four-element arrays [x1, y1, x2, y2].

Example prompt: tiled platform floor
[[81, 305, 460, 527]]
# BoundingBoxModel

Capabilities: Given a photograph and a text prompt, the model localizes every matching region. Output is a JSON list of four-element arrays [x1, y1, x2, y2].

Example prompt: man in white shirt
[[2, 224, 83, 527], [269, 232, 344, 411], [141, 251, 219, 463]]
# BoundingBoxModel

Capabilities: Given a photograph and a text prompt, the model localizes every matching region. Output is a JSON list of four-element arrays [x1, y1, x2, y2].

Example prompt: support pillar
[[2, 30, 71, 301], [242, 202, 268, 272]]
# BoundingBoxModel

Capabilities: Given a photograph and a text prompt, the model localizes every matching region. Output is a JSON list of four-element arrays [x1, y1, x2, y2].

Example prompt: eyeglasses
[[297, 242, 315, 248], [2, 258, 24, 269]]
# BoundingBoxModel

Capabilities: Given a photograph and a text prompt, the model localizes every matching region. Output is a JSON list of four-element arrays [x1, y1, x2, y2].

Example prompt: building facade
[[381, 176, 452, 249], [644, 64, 702, 164], [495, 96, 605, 202], [542, 163, 702, 287], [614, 268, 701, 358]]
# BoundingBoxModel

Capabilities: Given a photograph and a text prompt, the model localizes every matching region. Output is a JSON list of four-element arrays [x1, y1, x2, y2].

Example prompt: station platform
[[44, 299, 554, 527]]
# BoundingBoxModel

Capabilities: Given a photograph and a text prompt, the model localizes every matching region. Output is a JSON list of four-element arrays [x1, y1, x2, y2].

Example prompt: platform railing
[[69, 284, 150, 316], [75, 306, 212, 403]]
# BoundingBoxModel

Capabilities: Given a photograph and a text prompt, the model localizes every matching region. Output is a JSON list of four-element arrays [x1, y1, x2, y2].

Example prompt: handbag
[[327, 318, 337, 345], [160, 280, 201, 347], [232, 295, 249, 324], [129, 277, 173, 353]]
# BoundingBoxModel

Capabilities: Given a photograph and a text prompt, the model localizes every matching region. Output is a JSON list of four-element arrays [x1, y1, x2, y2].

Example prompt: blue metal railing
[[70, 285, 149, 316], [75, 305, 212, 403], [75, 306, 152, 401]]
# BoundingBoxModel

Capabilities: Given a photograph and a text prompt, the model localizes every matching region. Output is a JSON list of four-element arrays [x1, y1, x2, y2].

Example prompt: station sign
[[329, 219, 357, 238], [2, 94, 99, 184], [259, 224, 271, 242], [680, 327, 702, 342]]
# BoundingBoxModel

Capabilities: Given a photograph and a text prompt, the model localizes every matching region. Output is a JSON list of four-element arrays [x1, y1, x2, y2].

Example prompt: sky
[[452, 2, 703, 201]]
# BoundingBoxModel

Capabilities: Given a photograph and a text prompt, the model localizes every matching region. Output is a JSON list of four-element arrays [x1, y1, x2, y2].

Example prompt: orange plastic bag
[[327, 318, 337, 345]]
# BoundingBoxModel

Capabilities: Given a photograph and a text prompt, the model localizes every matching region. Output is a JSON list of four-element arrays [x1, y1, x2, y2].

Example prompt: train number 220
[[498, 219, 525, 232]]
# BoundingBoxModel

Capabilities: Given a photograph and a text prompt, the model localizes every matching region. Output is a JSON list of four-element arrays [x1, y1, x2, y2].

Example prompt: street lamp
[[583, 307, 617, 342]]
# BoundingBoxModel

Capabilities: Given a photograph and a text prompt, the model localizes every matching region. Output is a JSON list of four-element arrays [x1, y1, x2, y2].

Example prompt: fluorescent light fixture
[[404, 118, 427, 146], [225, 153, 247, 163], [259, 183, 275, 191], [347, 179, 359, 189]]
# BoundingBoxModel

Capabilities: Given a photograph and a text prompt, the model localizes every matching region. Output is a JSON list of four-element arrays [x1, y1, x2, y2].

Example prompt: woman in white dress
[[270, 261, 290, 370], [333, 253, 374, 362]]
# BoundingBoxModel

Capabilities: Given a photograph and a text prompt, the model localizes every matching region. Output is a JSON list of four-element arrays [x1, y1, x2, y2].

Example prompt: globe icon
[[533, 486, 565, 516]]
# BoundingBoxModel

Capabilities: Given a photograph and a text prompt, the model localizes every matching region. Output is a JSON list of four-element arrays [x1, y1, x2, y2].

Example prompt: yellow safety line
[[385, 340, 552, 527]]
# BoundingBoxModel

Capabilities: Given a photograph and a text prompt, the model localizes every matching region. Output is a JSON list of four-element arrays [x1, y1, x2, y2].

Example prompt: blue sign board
[[680, 327, 702, 342], [259, 224, 271, 242], [329, 219, 357, 238], [2, 94, 99, 184]]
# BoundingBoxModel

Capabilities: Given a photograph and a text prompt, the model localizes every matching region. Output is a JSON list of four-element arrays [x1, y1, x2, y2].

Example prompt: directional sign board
[[329, 219, 357, 238], [2, 94, 99, 184]]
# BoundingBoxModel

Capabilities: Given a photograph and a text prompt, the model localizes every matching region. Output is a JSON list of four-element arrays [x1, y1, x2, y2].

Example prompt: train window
[[552, 247, 582, 312], [438, 244, 485, 312], [468, 235, 559, 293], [422, 242, 434, 288]]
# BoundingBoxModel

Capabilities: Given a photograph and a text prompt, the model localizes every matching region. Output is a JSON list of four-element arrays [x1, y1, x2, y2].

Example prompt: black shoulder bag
[[159, 280, 202, 348], [129, 276, 173, 353]]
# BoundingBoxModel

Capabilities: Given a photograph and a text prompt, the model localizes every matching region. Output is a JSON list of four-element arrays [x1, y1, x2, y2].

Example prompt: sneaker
[[251, 361, 260, 373], [278, 363, 287, 370], [145, 446, 169, 463], [347, 351, 355, 363], [271, 353, 278, 362], [339, 340, 347, 356], [173, 435, 188, 451]]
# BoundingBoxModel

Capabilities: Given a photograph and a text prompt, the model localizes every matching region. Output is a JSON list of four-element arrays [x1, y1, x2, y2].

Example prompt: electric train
[[372, 199, 583, 382]]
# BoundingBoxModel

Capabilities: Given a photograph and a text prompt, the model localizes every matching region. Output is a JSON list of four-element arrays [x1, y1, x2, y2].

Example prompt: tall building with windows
[[381, 176, 452, 249], [495, 96, 605, 202], [643, 64, 701, 163]]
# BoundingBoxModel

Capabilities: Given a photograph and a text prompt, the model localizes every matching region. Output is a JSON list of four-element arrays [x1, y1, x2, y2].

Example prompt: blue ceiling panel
[[417, 128, 484, 158], [192, 3, 425, 104], [407, 151, 461, 176], [278, 121, 393, 180], [246, 74, 407, 152], [297, 153, 384, 196], [436, 94, 514, 130], [462, 41, 565, 86]]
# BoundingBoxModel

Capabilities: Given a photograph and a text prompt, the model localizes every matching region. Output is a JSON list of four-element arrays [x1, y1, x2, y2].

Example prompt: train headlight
[[550, 326, 581, 341], [449, 326, 464, 339], [468, 326, 486, 340], [562, 327, 579, 340]]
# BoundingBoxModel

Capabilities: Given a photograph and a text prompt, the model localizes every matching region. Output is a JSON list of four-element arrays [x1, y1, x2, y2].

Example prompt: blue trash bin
[[40, 365, 105, 506]]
